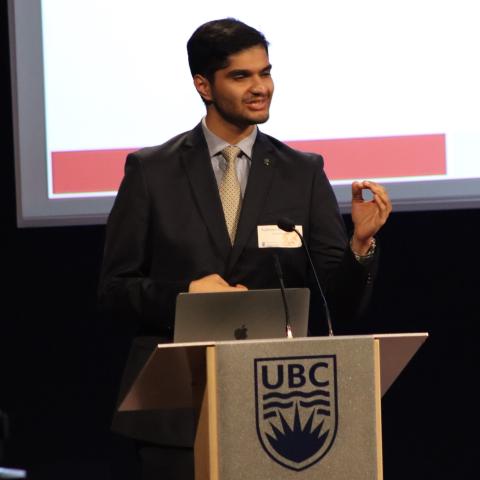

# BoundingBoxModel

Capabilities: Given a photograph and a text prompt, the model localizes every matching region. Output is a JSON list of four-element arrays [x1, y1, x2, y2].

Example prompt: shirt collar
[[201, 117, 257, 159]]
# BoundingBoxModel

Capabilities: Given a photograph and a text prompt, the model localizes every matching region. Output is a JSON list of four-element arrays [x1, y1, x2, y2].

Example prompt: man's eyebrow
[[227, 64, 273, 77], [227, 69, 251, 77]]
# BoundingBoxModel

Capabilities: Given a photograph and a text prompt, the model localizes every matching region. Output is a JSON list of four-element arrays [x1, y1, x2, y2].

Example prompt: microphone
[[277, 218, 334, 336], [273, 253, 293, 338]]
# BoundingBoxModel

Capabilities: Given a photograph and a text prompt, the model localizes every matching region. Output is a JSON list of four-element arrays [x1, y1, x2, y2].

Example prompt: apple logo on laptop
[[234, 324, 248, 340]]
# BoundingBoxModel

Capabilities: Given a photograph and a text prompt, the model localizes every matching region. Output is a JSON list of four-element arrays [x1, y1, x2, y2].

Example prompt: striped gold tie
[[220, 145, 242, 244]]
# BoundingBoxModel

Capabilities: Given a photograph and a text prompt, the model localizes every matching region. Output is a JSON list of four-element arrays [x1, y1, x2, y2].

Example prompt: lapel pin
[[263, 158, 271, 167]]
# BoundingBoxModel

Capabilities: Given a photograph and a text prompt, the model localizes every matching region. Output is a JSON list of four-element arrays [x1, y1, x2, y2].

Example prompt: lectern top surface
[[165, 332, 428, 349]]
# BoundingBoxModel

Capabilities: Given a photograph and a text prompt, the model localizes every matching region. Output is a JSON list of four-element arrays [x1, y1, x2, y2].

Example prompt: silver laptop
[[174, 288, 310, 343]]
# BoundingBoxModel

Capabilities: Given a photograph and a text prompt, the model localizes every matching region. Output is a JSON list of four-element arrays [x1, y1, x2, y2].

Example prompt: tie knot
[[221, 145, 241, 163]]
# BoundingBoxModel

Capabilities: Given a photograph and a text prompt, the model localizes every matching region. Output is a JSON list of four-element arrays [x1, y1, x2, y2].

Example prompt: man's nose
[[250, 77, 269, 94]]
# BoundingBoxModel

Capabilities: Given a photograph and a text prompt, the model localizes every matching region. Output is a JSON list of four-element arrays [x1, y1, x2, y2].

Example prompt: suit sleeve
[[308, 157, 377, 332], [98, 153, 189, 335]]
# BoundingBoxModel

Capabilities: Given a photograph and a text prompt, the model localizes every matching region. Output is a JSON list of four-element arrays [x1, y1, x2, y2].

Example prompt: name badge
[[257, 225, 303, 248]]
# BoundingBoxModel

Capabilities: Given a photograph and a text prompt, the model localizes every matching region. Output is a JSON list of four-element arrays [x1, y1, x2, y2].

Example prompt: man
[[99, 18, 391, 479]]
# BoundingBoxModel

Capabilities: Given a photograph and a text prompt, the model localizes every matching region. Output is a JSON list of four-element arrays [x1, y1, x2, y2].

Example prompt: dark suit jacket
[[98, 123, 376, 444]]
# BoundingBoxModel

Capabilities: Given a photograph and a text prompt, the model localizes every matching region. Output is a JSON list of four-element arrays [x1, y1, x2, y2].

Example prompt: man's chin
[[246, 112, 270, 125], [254, 113, 270, 125]]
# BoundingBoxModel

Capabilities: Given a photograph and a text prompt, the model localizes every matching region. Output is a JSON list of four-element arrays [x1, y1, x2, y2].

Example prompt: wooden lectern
[[118, 333, 427, 480]]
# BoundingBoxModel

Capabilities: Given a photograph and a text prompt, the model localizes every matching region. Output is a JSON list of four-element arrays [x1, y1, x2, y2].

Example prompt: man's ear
[[193, 74, 213, 103]]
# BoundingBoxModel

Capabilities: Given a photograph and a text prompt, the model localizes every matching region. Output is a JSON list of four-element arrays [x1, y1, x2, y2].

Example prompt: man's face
[[198, 45, 274, 129]]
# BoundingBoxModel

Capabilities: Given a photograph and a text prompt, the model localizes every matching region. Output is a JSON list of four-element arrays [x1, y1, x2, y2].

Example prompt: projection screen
[[9, 0, 480, 227]]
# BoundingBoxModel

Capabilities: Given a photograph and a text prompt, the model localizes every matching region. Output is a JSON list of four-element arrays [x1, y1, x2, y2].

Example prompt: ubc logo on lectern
[[254, 355, 338, 471]]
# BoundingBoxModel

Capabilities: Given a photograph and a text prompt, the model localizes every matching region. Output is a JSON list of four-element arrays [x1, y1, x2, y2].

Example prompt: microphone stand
[[278, 219, 334, 336], [273, 253, 293, 338]]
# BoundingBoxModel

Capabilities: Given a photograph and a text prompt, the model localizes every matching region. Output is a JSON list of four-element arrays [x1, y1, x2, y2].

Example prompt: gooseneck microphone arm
[[277, 218, 334, 336], [273, 253, 293, 338]]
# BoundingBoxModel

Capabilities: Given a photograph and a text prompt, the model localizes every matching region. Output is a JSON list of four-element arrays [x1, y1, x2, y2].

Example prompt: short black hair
[[187, 18, 269, 81]]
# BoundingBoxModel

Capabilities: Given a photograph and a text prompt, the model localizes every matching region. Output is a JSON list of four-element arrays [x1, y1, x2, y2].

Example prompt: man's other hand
[[188, 273, 248, 293], [351, 180, 392, 254]]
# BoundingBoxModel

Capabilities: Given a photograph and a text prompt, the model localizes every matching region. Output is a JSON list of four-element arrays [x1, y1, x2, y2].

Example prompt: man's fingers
[[208, 273, 230, 286], [189, 273, 248, 293], [371, 184, 393, 214], [351, 181, 364, 200], [372, 194, 390, 222], [352, 180, 380, 201], [366, 181, 389, 199], [352, 181, 391, 208]]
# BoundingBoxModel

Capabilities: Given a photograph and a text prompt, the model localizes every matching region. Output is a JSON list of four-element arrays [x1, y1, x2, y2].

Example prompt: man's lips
[[245, 97, 269, 111]]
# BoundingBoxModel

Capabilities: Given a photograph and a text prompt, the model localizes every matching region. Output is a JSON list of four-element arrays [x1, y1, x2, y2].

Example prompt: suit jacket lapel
[[227, 132, 276, 273], [181, 124, 231, 262]]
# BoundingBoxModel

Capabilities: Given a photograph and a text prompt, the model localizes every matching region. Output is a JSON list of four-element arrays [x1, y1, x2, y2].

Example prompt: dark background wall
[[1, 3, 476, 478]]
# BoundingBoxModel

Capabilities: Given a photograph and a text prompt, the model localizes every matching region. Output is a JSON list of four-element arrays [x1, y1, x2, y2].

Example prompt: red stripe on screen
[[51, 134, 446, 194]]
